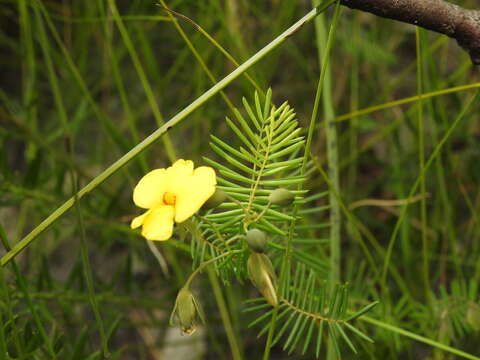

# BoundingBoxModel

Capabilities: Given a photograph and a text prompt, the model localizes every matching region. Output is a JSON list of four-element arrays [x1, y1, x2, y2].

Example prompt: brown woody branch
[[340, 0, 480, 65]]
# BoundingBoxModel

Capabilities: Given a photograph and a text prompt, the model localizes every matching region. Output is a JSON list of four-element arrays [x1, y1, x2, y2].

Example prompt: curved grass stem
[[0, 6, 321, 266]]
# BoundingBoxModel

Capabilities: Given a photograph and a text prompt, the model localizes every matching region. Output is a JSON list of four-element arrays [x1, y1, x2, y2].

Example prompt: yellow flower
[[131, 159, 216, 241]]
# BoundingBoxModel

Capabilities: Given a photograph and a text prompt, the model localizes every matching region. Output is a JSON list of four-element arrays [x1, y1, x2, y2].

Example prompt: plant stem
[[335, 82, 480, 122], [315, 1, 341, 288], [0, 226, 57, 358], [156, 4, 263, 96], [416, 27, 431, 303], [314, 5, 342, 360], [185, 250, 242, 288], [207, 266, 243, 360], [380, 91, 479, 288], [182, 248, 243, 359], [262, 2, 340, 359], [107, 0, 176, 161], [157, 0, 236, 113]]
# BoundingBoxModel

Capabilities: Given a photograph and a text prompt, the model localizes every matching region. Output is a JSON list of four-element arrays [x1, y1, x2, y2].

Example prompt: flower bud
[[201, 189, 227, 210], [269, 188, 295, 206], [246, 229, 267, 253], [247, 253, 278, 306], [169, 287, 204, 335]]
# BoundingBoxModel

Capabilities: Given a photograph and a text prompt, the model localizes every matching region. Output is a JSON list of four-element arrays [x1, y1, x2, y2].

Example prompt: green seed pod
[[246, 228, 267, 253], [269, 188, 295, 206], [247, 253, 278, 306], [169, 287, 204, 335], [202, 189, 227, 210]]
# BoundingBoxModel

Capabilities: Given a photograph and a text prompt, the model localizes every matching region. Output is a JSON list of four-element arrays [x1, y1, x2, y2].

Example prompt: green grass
[[1, 0, 480, 359]]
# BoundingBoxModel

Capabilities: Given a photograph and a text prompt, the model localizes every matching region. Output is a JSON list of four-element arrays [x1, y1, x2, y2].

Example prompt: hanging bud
[[201, 189, 227, 210], [246, 228, 267, 253], [269, 188, 295, 206], [247, 253, 278, 306], [169, 287, 205, 335]]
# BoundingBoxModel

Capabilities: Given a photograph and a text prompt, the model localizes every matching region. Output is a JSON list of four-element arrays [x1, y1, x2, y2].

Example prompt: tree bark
[[341, 0, 480, 65]]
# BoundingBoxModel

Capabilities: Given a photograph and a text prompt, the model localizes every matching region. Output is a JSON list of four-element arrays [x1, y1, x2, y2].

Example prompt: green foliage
[[194, 90, 306, 278], [190, 91, 376, 357], [433, 279, 480, 338], [245, 263, 376, 357], [2, 0, 480, 359]]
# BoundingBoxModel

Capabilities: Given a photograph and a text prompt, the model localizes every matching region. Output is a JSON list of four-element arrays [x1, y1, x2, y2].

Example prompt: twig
[[341, 0, 480, 64], [348, 193, 430, 210]]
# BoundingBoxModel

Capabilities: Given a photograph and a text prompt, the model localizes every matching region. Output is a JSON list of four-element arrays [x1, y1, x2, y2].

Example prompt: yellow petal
[[141, 205, 175, 241], [171, 159, 194, 173], [131, 210, 150, 229], [175, 166, 216, 223], [133, 169, 168, 209], [166, 159, 194, 194]]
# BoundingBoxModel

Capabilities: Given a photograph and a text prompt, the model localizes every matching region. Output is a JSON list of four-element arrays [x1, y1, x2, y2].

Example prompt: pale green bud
[[202, 189, 227, 210], [246, 229, 267, 253], [247, 253, 278, 306], [269, 188, 295, 206], [169, 287, 204, 335]]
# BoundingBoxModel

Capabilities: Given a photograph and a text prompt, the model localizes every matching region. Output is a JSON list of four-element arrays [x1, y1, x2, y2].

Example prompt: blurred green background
[[1, 0, 480, 359]]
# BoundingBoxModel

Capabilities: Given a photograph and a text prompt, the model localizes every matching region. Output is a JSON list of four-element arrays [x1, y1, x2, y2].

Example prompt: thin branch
[[348, 193, 429, 210], [341, 0, 480, 64]]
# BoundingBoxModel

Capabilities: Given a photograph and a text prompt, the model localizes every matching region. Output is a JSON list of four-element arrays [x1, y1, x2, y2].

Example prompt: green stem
[[0, 6, 321, 266], [98, 0, 149, 172], [253, 202, 272, 222], [107, 0, 176, 161], [74, 181, 109, 356], [314, 1, 341, 288], [416, 27, 430, 303], [380, 91, 479, 289], [335, 82, 480, 123], [185, 250, 242, 288], [207, 266, 243, 360], [35, 0, 130, 152], [0, 226, 57, 358], [156, 5, 263, 96], [262, 2, 339, 359], [181, 247, 243, 359], [302, 0, 339, 174], [34, 1, 109, 352], [313, 4, 342, 359], [157, 0, 236, 113]]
